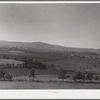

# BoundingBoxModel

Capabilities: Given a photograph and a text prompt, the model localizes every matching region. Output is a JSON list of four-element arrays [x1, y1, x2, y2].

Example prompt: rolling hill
[[0, 40, 99, 54]]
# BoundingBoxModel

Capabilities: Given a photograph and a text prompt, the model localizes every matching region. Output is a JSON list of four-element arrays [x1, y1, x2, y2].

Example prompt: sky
[[0, 4, 100, 48]]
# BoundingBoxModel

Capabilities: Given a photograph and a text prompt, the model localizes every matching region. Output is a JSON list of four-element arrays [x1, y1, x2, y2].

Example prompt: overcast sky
[[0, 4, 100, 48]]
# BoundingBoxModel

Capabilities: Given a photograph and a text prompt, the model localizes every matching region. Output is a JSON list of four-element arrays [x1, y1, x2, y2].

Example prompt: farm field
[[5, 68, 58, 77], [0, 59, 24, 66], [0, 52, 100, 73], [0, 81, 100, 89]]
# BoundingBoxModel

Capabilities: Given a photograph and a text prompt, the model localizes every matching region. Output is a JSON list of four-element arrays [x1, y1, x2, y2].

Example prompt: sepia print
[[0, 3, 100, 89]]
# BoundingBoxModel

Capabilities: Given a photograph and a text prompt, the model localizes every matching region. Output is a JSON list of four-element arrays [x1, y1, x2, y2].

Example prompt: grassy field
[[0, 81, 100, 89], [0, 51, 100, 73], [0, 59, 23, 66]]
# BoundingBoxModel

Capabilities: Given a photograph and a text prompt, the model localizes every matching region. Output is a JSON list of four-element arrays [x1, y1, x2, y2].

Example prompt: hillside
[[0, 40, 100, 54]]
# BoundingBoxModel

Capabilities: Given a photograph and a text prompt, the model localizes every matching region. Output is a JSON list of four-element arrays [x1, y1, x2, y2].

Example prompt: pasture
[[0, 79, 100, 89], [0, 59, 24, 66]]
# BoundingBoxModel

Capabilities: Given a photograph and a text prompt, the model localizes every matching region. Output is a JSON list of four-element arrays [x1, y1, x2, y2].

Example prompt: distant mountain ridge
[[0, 40, 100, 54]]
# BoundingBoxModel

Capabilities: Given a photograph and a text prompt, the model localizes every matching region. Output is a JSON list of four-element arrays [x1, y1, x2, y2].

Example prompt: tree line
[[58, 69, 99, 82]]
